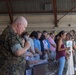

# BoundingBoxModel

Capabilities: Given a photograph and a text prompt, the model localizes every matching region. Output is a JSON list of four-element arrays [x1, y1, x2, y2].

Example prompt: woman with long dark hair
[[55, 30, 70, 75]]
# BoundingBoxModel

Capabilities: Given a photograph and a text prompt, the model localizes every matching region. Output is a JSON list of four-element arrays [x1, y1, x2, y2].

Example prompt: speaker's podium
[[25, 59, 48, 75]]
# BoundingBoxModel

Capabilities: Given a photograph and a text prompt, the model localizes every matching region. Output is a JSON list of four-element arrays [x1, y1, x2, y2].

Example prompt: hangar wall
[[0, 14, 76, 34]]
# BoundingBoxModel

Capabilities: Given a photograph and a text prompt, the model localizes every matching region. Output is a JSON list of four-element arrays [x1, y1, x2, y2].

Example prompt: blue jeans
[[63, 59, 68, 75], [57, 56, 65, 75]]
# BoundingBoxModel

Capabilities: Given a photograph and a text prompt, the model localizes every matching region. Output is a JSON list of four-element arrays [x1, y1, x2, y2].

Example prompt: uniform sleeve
[[8, 34, 23, 53], [11, 44, 23, 53]]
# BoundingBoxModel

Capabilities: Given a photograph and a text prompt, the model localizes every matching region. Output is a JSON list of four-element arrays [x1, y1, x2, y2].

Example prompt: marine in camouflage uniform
[[0, 26, 26, 75]]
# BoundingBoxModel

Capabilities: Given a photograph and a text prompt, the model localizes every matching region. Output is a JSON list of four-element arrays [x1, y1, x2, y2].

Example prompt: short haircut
[[13, 16, 27, 25]]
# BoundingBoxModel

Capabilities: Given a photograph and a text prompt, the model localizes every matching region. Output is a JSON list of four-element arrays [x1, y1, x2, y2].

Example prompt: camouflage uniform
[[0, 26, 26, 75]]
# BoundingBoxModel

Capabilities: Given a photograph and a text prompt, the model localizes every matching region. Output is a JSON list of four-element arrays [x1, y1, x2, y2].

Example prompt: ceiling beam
[[52, 0, 58, 27]]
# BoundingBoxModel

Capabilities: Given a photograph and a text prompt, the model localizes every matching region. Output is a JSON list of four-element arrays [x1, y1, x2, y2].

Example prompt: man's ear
[[17, 23, 21, 28]]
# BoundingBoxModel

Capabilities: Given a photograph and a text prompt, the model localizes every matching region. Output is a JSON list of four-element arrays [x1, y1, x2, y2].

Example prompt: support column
[[52, 0, 58, 27]]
